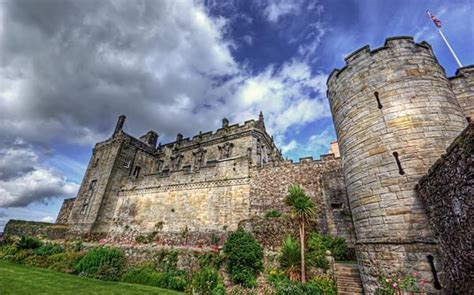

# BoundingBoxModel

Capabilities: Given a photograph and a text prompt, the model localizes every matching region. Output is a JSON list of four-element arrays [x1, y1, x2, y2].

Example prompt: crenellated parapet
[[449, 65, 474, 121]]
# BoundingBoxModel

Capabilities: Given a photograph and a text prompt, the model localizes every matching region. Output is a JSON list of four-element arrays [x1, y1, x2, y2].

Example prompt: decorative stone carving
[[218, 142, 233, 159], [192, 147, 207, 171]]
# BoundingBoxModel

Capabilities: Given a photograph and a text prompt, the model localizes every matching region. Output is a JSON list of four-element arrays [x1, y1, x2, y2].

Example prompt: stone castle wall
[[417, 123, 473, 294], [449, 65, 474, 121], [249, 155, 354, 243], [109, 156, 252, 241], [327, 36, 467, 292], [56, 198, 75, 224]]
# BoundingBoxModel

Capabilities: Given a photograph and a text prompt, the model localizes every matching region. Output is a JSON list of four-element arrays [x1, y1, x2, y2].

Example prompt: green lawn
[[0, 261, 182, 295]]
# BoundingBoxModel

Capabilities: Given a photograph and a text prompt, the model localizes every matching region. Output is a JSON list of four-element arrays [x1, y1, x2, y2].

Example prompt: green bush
[[265, 210, 282, 218], [307, 233, 353, 269], [223, 228, 263, 287], [328, 237, 352, 261], [74, 247, 125, 281], [0, 245, 18, 259], [121, 263, 189, 292], [310, 275, 337, 295], [190, 267, 225, 295], [270, 277, 336, 295], [198, 252, 224, 269], [34, 243, 64, 256], [155, 249, 179, 272], [48, 251, 85, 273], [15, 236, 43, 250], [121, 264, 166, 287], [24, 255, 52, 268], [5, 249, 34, 263], [64, 240, 84, 252], [278, 235, 300, 280]]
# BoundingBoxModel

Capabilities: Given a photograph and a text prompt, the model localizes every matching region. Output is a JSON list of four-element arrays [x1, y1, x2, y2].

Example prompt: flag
[[427, 10, 442, 28]]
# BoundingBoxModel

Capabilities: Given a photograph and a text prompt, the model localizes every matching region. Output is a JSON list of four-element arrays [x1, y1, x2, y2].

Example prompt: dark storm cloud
[[0, 0, 330, 208], [1, 0, 238, 146]]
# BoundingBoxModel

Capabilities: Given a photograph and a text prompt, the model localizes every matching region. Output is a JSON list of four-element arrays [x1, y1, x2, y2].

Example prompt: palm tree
[[278, 235, 301, 281], [285, 184, 316, 283]]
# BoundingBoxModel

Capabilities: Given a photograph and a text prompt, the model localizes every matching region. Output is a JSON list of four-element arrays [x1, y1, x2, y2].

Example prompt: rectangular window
[[133, 166, 141, 178]]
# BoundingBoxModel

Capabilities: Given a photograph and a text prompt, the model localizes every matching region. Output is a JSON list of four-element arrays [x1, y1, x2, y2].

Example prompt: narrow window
[[88, 180, 97, 192], [392, 152, 405, 175], [374, 91, 383, 109], [427, 255, 442, 290], [133, 166, 141, 178], [93, 158, 100, 167]]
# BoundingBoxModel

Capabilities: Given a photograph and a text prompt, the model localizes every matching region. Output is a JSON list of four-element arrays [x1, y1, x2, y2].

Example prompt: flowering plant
[[374, 271, 427, 295]]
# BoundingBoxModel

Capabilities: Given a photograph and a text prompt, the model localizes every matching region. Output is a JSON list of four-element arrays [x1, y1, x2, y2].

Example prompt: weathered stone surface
[[449, 65, 474, 121], [56, 198, 75, 224], [50, 113, 352, 249], [4, 220, 69, 240], [327, 36, 468, 293], [417, 123, 474, 294]]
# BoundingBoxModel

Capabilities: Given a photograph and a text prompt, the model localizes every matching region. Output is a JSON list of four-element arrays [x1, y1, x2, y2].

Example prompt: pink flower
[[412, 271, 419, 276], [392, 283, 398, 288]]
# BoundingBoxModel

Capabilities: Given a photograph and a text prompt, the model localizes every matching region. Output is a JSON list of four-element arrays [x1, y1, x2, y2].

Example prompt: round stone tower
[[327, 36, 467, 292]]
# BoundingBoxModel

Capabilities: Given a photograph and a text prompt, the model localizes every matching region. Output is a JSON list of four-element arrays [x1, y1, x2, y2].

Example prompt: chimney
[[113, 115, 126, 137]]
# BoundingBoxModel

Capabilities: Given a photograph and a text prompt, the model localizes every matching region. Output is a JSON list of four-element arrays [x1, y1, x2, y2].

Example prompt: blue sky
[[0, 0, 472, 230]]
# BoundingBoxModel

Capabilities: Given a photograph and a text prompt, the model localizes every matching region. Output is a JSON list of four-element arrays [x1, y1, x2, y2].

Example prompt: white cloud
[[281, 127, 336, 160], [264, 0, 303, 23], [41, 216, 55, 223], [226, 60, 330, 144], [281, 140, 298, 153], [0, 141, 79, 208]]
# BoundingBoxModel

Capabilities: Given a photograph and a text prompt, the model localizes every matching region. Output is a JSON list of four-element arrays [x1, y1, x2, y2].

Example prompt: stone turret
[[327, 36, 467, 292]]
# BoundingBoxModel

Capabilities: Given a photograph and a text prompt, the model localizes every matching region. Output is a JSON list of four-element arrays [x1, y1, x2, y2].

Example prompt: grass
[[0, 261, 182, 295]]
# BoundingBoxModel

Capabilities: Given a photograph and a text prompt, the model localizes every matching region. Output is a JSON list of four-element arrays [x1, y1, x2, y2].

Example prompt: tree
[[278, 235, 301, 281], [285, 184, 316, 283]]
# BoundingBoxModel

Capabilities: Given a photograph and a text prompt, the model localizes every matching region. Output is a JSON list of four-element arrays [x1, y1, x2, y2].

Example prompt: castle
[[51, 36, 472, 293]]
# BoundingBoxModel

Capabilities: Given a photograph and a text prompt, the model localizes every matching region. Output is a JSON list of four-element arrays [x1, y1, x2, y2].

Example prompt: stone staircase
[[334, 262, 364, 294]]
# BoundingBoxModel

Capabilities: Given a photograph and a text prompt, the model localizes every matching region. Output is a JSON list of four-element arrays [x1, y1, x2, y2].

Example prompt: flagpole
[[436, 28, 463, 68], [426, 10, 463, 68]]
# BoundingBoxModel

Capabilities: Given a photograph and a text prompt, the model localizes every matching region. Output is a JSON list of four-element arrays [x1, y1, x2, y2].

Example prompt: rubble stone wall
[[417, 123, 474, 294]]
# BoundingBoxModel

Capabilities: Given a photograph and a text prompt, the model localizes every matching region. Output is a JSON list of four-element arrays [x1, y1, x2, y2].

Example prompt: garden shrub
[[278, 235, 300, 281], [64, 240, 84, 252], [15, 236, 43, 250], [6, 249, 34, 263], [48, 251, 86, 273], [121, 263, 188, 292], [310, 275, 337, 295], [223, 228, 263, 287], [74, 246, 125, 280], [190, 267, 225, 295], [0, 244, 18, 259], [155, 249, 179, 272], [307, 233, 353, 269], [24, 255, 52, 268], [34, 243, 64, 256], [121, 264, 166, 287], [198, 252, 224, 269], [265, 210, 282, 218]]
